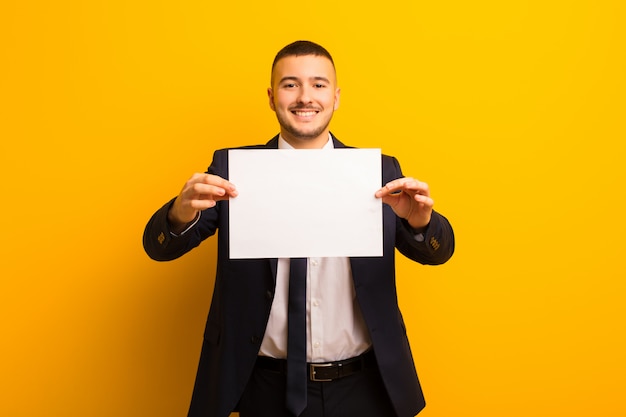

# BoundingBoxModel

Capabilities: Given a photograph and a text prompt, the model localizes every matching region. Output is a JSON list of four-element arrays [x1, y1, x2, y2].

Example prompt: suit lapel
[[331, 133, 348, 149], [268, 258, 278, 283], [265, 135, 280, 148]]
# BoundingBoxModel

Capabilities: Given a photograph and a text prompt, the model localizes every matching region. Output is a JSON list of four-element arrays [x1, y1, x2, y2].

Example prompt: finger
[[185, 174, 237, 200], [375, 178, 408, 197], [415, 194, 434, 207], [190, 183, 235, 203], [378, 191, 402, 208], [200, 174, 238, 197], [400, 180, 430, 199], [376, 177, 427, 197], [189, 198, 218, 211]]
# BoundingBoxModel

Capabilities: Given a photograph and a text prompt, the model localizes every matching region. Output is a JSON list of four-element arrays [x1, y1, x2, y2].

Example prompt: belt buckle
[[310, 362, 334, 382]]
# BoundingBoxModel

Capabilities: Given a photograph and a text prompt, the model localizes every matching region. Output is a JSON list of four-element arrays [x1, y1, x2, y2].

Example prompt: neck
[[281, 131, 331, 149]]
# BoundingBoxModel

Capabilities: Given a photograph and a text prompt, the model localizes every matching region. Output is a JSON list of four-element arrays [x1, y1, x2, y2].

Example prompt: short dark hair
[[271, 40, 335, 72]]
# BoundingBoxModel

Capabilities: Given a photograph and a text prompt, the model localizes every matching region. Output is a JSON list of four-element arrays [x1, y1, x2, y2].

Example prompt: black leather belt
[[255, 350, 376, 382]]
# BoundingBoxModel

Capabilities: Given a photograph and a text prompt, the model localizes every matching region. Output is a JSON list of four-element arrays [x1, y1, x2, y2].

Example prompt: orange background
[[1, 1, 625, 416]]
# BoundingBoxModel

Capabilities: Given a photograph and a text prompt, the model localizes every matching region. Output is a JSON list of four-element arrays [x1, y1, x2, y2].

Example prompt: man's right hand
[[168, 173, 238, 232]]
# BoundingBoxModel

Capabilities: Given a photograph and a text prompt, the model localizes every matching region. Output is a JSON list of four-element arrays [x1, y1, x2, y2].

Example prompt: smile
[[292, 110, 318, 117]]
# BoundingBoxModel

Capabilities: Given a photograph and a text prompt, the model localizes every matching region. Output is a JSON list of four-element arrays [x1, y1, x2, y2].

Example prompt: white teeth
[[294, 111, 316, 117]]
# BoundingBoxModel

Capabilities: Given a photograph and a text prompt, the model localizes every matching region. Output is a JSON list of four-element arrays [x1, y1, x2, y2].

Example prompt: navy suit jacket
[[143, 134, 455, 417]]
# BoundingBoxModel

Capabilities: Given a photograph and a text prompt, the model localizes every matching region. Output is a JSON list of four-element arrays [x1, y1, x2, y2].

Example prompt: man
[[144, 40, 455, 417]]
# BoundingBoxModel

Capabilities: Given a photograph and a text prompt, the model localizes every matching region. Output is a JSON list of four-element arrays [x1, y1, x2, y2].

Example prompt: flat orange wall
[[1, 1, 625, 416]]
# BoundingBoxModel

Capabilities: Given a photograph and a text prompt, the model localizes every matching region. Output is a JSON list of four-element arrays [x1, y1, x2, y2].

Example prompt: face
[[268, 55, 340, 149]]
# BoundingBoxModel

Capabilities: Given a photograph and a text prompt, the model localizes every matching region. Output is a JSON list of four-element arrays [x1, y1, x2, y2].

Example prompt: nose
[[297, 85, 313, 104]]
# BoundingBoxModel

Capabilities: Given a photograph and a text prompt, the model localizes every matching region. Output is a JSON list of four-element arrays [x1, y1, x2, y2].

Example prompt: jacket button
[[250, 336, 260, 344], [265, 290, 273, 300]]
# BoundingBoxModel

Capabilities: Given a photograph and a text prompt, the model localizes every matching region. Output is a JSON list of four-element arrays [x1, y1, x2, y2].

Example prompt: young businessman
[[144, 40, 455, 417]]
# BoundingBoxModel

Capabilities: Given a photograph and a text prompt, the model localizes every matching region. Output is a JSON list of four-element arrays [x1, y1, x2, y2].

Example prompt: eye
[[314, 83, 326, 88], [282, 83, 297, 88]]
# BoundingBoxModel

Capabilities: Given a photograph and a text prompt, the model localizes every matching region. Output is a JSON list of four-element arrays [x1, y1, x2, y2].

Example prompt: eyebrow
[[279, 76, 331, 84]]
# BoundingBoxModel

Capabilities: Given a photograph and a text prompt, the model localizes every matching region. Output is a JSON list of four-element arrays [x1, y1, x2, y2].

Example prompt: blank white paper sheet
[[228, 148, 382, 258]]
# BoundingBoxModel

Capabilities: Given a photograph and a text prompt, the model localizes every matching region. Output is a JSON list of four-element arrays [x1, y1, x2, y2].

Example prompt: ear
[[334, 88, 341, 111], [267, 88, 276, 111]]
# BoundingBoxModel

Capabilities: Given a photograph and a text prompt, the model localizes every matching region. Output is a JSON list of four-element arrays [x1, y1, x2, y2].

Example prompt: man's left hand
[[375, 177, 433, 229]]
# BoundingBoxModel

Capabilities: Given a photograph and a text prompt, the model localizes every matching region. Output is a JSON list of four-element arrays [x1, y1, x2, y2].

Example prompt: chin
[[289, 126, 328, 141]]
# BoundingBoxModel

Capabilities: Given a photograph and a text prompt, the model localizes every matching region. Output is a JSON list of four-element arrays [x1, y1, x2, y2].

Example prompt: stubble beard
[[276, 112, 333, 142]]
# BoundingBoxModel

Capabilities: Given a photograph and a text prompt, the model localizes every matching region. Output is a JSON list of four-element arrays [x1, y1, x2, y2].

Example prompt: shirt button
[[311, 259, 319, 267], [313, 342, 320, 348]]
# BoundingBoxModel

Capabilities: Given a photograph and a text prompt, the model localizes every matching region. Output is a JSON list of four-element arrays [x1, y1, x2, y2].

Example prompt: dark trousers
[[238, 360, 397, 417]]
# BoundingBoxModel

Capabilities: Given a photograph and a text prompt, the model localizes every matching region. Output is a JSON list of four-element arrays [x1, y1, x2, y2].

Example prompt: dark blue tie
[[286, 257, 307, 416]]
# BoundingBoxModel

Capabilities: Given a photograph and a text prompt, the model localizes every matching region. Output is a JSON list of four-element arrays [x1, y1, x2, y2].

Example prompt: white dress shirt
[[258, 135, 372, 362]]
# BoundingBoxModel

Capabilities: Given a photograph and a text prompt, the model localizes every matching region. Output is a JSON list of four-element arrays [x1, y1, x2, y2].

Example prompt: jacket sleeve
[[142, 150, 227, 261], [396, 211, 455, 265]]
